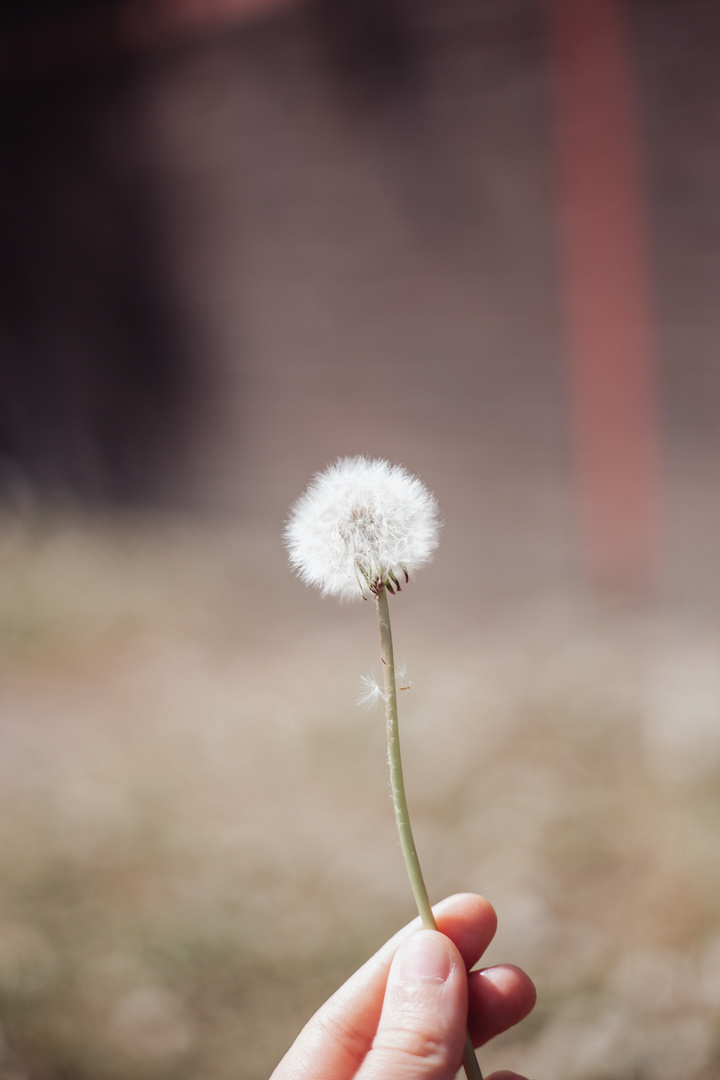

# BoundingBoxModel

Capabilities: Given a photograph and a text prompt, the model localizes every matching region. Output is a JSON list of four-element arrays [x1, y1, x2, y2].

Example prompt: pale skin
[[271, 893, 537, 1080]]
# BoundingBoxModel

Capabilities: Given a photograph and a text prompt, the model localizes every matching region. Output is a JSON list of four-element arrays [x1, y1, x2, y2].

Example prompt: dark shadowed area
[[1, 1, 720, 1078]]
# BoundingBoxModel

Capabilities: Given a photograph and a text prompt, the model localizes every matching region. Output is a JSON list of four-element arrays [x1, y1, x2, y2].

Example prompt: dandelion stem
[[376, 586, 483, 1080]]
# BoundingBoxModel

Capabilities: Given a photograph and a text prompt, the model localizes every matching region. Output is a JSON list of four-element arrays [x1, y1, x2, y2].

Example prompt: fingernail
[[395, 932, 453, 983]]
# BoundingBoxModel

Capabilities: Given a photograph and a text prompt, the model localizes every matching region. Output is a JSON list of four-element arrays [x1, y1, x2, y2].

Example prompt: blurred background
[[1, 0, 720, 1077]]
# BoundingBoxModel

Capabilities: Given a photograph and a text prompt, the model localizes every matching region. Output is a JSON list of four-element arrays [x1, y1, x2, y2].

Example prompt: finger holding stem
[[375, 585, 483, 1080]]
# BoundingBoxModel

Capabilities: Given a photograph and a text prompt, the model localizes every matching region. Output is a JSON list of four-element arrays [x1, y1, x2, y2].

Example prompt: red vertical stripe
[[548, 0, 662, 591]]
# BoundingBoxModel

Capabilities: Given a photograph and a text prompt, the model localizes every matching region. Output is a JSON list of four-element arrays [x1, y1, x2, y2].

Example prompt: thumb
[[356, 930, 468, 1080]]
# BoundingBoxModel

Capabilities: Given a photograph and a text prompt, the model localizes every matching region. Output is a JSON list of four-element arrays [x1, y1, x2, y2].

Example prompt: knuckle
[[314, 1008, 369, 1070], [371, 1024, 450, 1070]]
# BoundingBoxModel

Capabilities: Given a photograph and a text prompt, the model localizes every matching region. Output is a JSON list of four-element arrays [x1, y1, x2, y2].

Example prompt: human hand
[[270, 893, 536, 1080]]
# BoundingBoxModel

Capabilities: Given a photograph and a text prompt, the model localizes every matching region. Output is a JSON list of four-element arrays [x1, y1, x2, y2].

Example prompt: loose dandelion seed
[[357, 666, 410, 710], [357, 674, 386, 710], [286, 457, 482, 1080]]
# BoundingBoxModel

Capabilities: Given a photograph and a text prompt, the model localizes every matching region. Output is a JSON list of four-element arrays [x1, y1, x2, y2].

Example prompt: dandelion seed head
[[285, 456, 441, 600]]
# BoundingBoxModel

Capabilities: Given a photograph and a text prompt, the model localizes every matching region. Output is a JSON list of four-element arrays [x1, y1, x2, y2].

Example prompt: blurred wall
[[1, 0, 719, 601]]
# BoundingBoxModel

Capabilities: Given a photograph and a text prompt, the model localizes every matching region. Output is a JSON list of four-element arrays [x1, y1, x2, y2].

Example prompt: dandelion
[[286, 457, 482, 1080], [284, 456, 440, 601]]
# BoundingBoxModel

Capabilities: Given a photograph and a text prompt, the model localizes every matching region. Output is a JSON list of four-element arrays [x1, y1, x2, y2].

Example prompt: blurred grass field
[[1, 509, 720, 1080]]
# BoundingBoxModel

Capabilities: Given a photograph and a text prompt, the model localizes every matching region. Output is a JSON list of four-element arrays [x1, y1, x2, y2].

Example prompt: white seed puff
[[285, 456, 441, 600]]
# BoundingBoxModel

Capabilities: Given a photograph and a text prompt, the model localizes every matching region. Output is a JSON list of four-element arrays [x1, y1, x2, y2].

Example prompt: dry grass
[[1, 510, 720, 1079]]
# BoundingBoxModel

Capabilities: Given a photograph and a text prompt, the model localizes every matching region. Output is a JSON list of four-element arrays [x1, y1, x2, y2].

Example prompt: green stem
[[375, 587, 483, 1080]]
